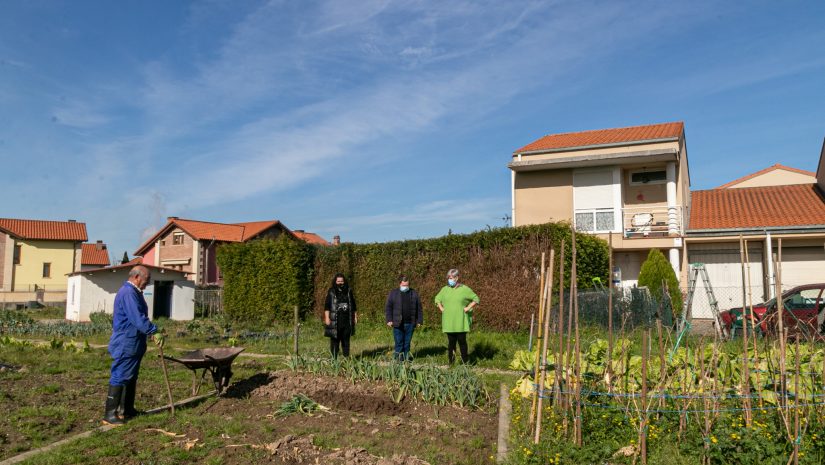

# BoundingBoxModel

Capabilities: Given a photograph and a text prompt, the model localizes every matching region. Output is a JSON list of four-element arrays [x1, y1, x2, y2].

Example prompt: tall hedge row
[[313, 223, 609, 331], [216, 237, 314, 324]]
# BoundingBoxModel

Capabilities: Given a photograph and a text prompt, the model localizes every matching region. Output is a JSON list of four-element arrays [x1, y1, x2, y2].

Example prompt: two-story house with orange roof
[[509, 122, 690, 287], [134, 217, 331, 287], [0, 218, 87, 294]]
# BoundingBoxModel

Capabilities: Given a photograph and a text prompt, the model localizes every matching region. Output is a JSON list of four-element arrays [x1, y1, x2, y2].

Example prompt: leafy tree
[[638, 249, 683, 316]]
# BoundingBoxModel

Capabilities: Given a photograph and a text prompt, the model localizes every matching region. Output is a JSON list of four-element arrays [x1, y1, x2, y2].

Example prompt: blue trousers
[[109, 356, 143, 386], [393, 323, 416, 361]]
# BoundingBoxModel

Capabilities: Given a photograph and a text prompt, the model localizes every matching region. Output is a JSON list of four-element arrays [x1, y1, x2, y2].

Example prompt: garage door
[[778, 247, 825, 288], [687, 244, 765, 319]]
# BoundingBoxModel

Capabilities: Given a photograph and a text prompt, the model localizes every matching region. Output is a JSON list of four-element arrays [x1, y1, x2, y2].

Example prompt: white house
[[66, 263, 195, 322]]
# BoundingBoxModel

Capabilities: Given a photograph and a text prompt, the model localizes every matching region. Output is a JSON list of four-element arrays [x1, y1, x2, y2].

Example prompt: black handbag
[[323, 323, 336, 338]]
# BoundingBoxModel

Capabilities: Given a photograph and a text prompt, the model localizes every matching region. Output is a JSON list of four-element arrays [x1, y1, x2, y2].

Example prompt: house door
[[153, 281, 173, 319]]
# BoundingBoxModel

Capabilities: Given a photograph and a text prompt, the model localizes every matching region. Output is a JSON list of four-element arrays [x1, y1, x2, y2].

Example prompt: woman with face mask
[[324, 273, 357, 358], [384, 274, 423, 361], [434, 268, 479, 364]]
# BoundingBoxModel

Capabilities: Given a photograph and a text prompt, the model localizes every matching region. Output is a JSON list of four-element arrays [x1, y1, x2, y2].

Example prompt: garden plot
[[1, 340, 498, 465]]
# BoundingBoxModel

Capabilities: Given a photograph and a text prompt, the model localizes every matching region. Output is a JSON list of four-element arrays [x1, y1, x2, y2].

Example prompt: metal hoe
[[156, 337, 175, 416]]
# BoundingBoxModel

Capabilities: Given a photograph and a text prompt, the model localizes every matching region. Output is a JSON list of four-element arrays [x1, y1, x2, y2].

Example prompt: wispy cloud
[[51, 99, 110, 128], [319, 197, 509, 234], [139, 0, 699, 215]]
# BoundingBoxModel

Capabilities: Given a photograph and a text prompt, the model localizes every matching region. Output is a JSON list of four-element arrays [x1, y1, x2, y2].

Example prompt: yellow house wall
[[727, 170, 816, 188], [513, 169, 574, 226], [13, 240, 78, 291]]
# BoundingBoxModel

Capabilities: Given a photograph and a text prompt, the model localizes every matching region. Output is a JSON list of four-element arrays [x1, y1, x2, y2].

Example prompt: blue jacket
[[108, 282, 157, 359], [384, 288, 423, 328]]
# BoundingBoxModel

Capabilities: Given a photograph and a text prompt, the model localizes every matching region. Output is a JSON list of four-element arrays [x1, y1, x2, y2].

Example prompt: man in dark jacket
[[103, 265, 159, 425], [385, 274, 423, 361]]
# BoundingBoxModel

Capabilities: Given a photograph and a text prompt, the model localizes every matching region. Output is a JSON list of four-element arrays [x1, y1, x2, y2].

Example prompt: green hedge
[[216, 237, 314, 324], [313, 223, 609, 331]]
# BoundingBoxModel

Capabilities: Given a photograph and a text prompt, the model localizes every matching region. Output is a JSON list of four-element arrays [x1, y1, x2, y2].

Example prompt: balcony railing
[[622, 206, 683, 238]]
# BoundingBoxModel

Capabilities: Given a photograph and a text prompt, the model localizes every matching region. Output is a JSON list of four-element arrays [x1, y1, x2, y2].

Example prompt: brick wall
[[157, 228, 195, 275]]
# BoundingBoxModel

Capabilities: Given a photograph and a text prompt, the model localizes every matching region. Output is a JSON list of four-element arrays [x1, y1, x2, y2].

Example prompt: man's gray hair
[[446, 268, 460, 279], [129, 266, 148, 279]]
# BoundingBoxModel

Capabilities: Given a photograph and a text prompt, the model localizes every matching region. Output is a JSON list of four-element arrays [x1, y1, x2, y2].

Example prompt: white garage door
[[778, 247, 825, 288], [687, 244, 765, 319]]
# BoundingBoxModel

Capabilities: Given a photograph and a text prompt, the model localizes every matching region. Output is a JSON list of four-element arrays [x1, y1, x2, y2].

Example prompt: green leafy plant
[[275, 394, 327, 417]]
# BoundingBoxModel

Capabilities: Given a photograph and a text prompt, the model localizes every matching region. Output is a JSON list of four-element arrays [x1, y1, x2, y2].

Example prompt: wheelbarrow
[[162, 347, 245, 396]]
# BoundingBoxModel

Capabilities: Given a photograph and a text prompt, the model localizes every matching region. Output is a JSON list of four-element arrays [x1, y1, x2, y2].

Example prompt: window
[[573, 169, 617, 233], [630, 170, 667, 185], [172, 233, 184, 245], [13, 245, 21, 265], [160, 240, 166, 246], [42, 262, 51, 278], [575, 209, 615, 232]]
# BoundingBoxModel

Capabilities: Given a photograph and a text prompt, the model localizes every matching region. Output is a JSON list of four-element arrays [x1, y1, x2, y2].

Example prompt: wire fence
[[194, 288, 223, 318]]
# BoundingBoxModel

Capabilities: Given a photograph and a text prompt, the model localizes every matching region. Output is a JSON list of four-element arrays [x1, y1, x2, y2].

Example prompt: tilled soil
[[128, 370, 497, 465]]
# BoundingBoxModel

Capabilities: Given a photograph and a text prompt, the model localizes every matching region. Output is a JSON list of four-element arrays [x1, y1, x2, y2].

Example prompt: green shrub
[[89, 311, 113, 326], [217, 237, 314, 324], [637, 249, 683, 316]]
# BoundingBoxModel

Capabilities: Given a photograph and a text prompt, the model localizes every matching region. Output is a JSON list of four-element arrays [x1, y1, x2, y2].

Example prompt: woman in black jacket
[[384, 274, 423, 361], [324, 273, 357, 358]]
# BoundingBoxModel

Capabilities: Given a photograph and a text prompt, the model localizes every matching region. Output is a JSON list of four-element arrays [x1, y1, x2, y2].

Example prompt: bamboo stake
[[528, 253, 547, 429], [571, 227, 582, 446], [534, 249, 556, 444], [777, 239, 787, 412], [640, 328, 649, 465], [553, 240, 566, 410], [793, 338, 800, 465], [607, 233, 614, 392], [744, 240, 762, 408], [563, 236, 576, 433], [528, 313, 535, 351], [738, 235, 752, 426]]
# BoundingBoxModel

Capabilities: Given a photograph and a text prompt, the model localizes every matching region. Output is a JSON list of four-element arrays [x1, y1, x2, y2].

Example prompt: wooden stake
[[607, 233, 614, 392], [738, 235, 752, 426], [528, 253, 547, 429], [293, 305, 300, 356], [534, 249, 556, 444], [553, 240, 566, 410], [640, 328, 649, 465], [744, 240, 762, 408]]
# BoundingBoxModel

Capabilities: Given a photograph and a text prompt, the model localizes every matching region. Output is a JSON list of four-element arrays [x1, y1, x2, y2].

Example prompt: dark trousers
[[446, 332, 468, 364], [393, 323, 416, 361], [330, 336, 350, 358]]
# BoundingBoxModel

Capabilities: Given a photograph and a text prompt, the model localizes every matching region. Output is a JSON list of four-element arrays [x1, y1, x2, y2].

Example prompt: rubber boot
[[119, 378, 140, 419], [102, 385, 126, 425]]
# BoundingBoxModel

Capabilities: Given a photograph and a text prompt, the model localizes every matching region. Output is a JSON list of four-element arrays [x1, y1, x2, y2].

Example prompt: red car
[[720, 284, 825, 339]]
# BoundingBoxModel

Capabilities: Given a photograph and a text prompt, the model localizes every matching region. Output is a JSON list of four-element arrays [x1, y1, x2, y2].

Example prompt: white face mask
[[448, 278, 456, 287], [400, 286, 409, 292]]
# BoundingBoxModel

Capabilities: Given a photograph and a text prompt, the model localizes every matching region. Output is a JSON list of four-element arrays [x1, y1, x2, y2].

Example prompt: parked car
[[719, 283, 825, 339]]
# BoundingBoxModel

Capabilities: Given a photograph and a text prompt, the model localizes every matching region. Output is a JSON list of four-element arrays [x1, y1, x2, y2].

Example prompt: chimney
[[95, 240, 105, 250], [167, 216, 178, 221], [67, 219, 76, 222], [294, 229, 304, 233], [333, 235, 340, 246]]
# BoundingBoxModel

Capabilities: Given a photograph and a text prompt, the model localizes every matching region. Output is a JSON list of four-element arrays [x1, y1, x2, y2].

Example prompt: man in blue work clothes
[[103, 265, 161, 425]]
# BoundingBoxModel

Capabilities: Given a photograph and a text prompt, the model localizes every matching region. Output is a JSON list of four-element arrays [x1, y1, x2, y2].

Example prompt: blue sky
[[1, 1, 824, 260]]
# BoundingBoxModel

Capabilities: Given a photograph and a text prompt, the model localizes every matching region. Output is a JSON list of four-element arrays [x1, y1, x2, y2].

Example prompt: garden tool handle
[[156, 341, 175, 416]]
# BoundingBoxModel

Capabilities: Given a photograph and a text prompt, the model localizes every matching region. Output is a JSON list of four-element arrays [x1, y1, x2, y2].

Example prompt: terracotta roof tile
[[134, 218, 290, 255], [514, 122, 684, 154], [0, 218, 88, 241], [715, 164, 817, 189], [688, 184, 825, 230], [292, 231, 331, 246], [81, 243, 110, 266]]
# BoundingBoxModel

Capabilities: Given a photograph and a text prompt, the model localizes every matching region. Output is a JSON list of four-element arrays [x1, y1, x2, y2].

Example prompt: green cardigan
[[434, 284, 480, 333]]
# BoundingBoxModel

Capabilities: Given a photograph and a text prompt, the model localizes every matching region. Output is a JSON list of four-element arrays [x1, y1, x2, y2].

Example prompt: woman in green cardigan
[[434, 268, 479, 364]]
